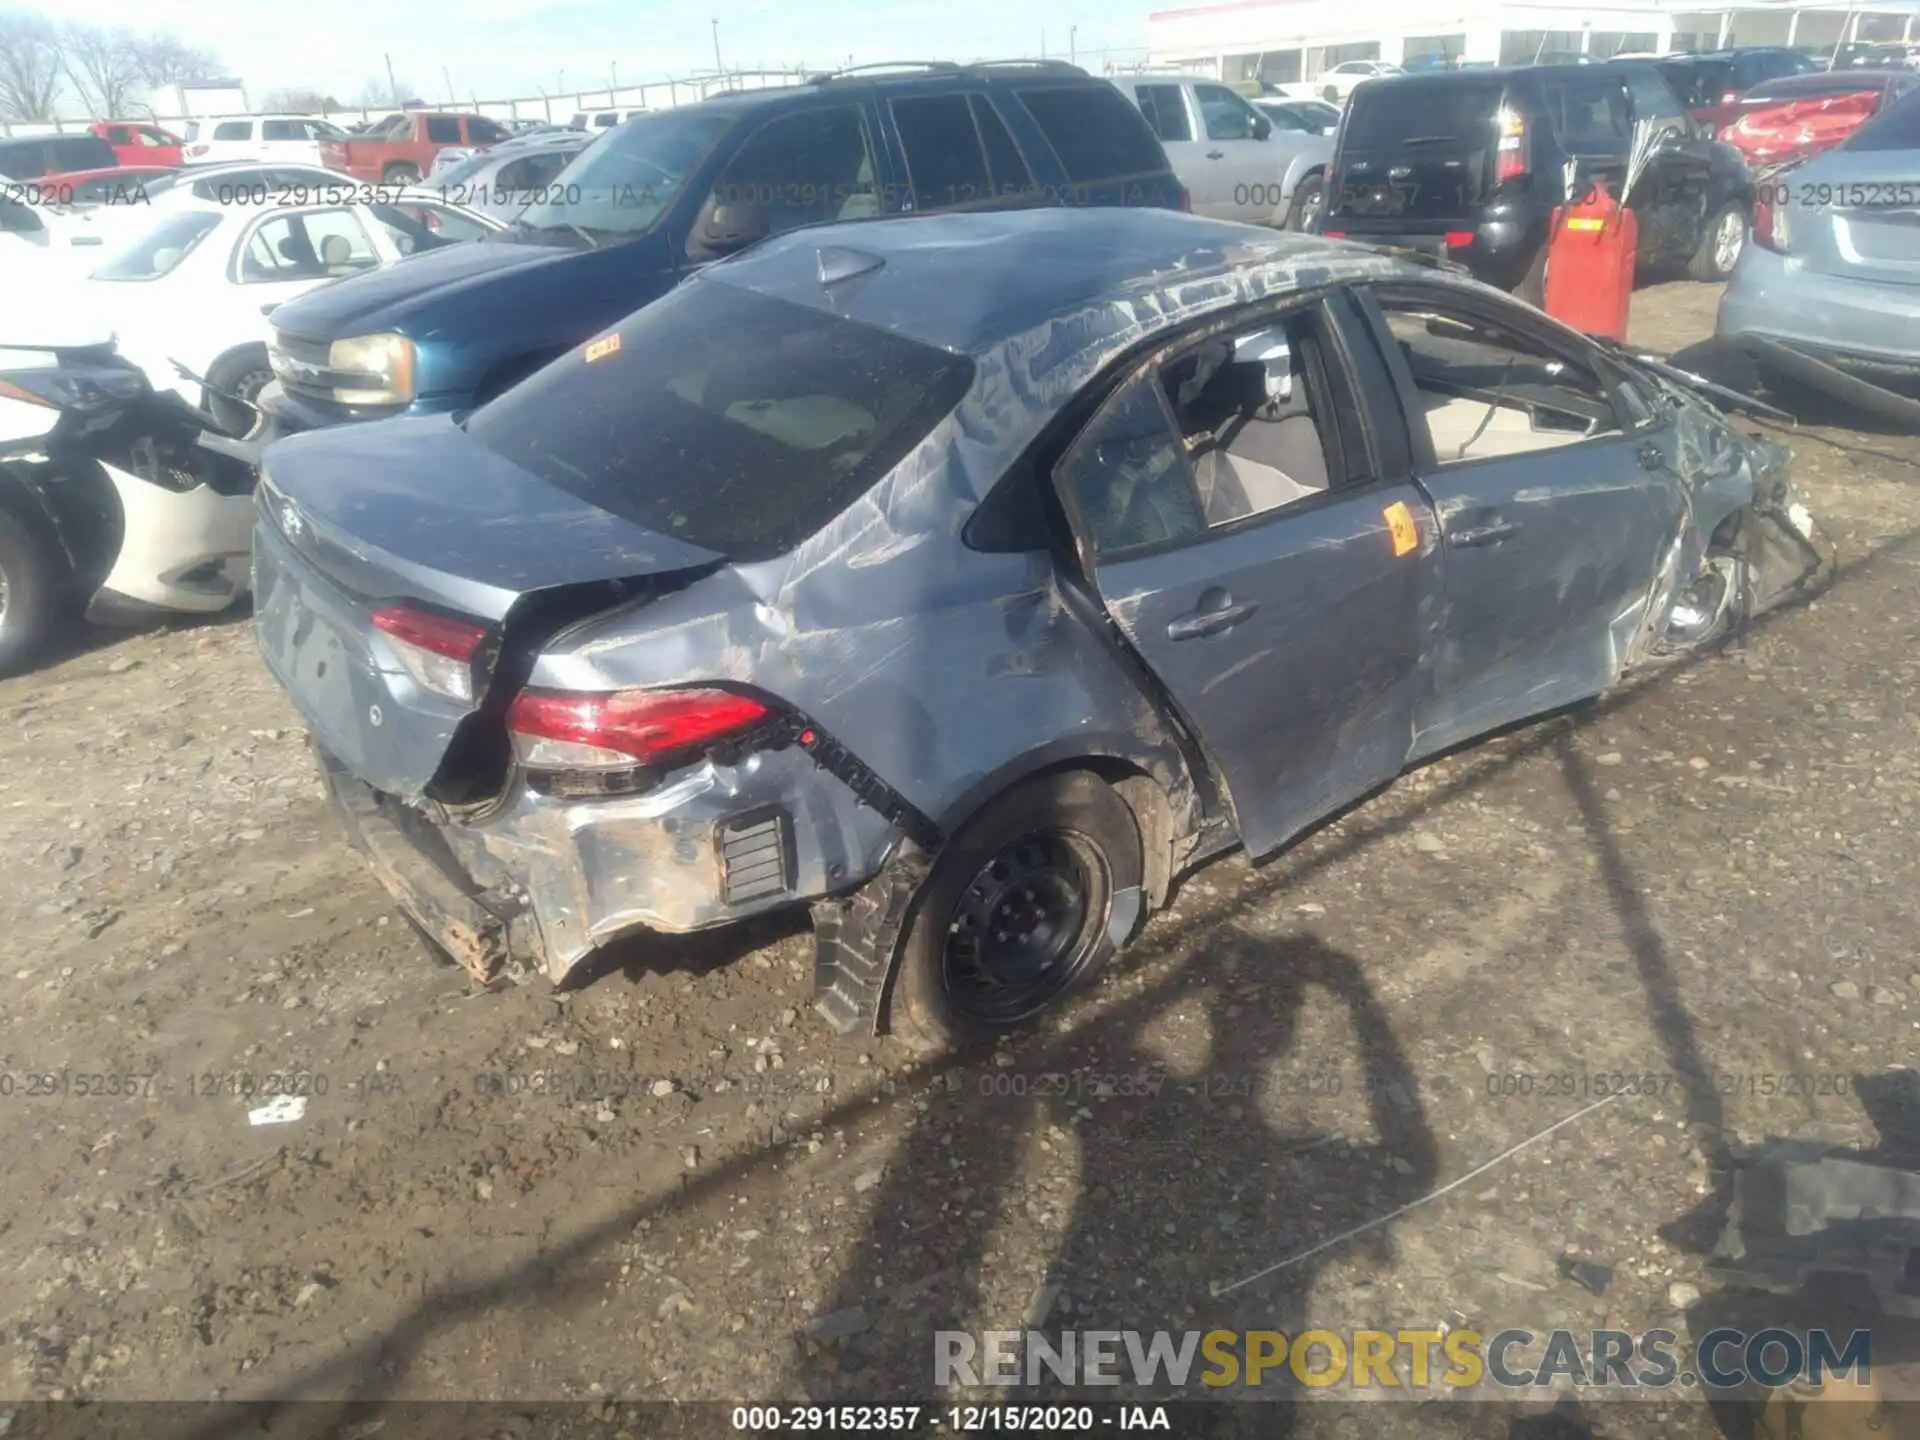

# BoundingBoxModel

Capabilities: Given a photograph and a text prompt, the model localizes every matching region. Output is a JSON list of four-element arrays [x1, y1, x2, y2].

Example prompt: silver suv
[[1109, 73, 1331, 230]]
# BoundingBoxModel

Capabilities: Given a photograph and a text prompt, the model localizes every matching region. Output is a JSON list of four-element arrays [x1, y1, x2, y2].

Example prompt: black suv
[[1658, 47, 1820, 112], [262, 61, 1187, 438], [1320, 62, 1755, 297]]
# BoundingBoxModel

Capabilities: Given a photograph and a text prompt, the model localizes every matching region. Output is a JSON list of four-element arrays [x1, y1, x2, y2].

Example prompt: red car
[[1690, 68, 1918, 138], [89, 120, 185, 168], [35, 164, 177, 207]]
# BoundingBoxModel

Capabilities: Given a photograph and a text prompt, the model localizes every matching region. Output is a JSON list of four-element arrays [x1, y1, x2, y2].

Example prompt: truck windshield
[[517, 111, 732, 240]]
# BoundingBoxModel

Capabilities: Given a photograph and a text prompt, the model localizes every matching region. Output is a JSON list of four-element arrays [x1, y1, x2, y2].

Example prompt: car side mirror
[[693, 197, 770, 256], [1252, 114, 1273, 141]]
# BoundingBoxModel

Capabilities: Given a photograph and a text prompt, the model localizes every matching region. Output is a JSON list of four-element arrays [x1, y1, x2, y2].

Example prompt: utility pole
[[442, 65, 455, 103], [712, 19, 724, 73], [611, 60, 619, 91], [1070, 25, 1078, 64], [385, 52, 400, 107]]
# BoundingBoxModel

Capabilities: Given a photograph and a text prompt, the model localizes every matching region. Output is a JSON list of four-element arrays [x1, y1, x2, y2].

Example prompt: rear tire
[[0, 508, 75, 679], [1688, 201, 1747, 282], [1285, 172, 1325, 232], [205, 344, 274, 440], [888, 771, 1142, 1053]]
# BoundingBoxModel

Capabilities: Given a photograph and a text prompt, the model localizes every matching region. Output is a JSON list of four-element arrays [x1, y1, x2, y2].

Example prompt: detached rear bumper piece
[[321, 755, 546, 983]]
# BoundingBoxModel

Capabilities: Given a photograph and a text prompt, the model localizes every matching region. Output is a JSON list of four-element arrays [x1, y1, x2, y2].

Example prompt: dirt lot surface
[[2, 282, 1917, 1437]]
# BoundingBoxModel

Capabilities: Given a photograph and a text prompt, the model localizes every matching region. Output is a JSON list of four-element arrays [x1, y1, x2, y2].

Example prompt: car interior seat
[[319, 233, 355, 270], [1177, 331, 1331, 526]]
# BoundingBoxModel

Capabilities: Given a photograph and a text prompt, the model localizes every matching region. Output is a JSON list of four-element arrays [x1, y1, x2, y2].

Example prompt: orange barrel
[[1543, 177, 1638, 342]]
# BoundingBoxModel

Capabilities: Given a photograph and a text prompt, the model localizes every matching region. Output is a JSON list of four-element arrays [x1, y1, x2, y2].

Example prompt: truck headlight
[[326, 333, 416, 406]]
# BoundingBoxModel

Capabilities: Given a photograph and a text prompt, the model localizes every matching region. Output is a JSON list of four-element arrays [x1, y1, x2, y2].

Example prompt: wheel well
[[208, 341, 269, 382], [1012, 757, 1182, 916]]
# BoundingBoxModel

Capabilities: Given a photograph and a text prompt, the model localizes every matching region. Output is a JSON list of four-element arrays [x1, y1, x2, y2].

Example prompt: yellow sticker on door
[[1384, 501, 1419, 557], [584, 333, 621, 363]]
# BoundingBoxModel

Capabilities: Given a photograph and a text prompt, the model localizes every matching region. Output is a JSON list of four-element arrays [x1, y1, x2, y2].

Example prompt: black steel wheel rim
[[941, 829, 1107, 1027]]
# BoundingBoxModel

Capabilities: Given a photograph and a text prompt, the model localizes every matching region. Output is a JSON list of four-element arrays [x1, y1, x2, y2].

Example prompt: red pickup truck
[[320, 112, 511, 182], [89, 120, 185, 168]]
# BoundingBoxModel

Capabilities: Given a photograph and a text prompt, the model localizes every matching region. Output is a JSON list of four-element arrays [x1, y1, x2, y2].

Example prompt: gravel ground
[[1, 282, 1916, 1438]]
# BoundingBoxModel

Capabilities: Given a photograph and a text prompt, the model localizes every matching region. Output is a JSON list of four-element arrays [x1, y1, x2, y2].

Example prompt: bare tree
[[132, 32, 220, 89], [0, 9, 62, 122], [63, 22, 143, 118], [354, 75, 416, 109]]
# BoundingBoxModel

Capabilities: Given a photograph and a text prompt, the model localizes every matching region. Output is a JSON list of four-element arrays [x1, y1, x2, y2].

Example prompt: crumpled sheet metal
[[439, 744, 902, 980], [541, 235, 1410, 832]]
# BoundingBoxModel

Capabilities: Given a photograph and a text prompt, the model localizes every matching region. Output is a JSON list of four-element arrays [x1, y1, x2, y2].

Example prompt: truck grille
[[717, 809, 792, 906]]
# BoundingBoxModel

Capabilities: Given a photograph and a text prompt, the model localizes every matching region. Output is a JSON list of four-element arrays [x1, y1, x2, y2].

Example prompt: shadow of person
[[790, 927, 1440, 1416]]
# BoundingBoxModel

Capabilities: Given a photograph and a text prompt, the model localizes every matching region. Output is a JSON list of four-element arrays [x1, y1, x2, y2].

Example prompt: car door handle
[[1167, 599, 1257, 640], [1638, 442, 1668, 471], [1449, 521, 1517, 549], [1206, 150, 1225, 160]]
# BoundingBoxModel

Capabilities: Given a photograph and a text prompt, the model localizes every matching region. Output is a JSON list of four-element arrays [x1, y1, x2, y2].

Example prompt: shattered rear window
[[462, 280, 975, 561]]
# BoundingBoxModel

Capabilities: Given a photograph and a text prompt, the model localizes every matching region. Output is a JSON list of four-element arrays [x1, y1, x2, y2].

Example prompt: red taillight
[[371, 603, 488, 703], [507, 687, 770, 772], [1323, 229, 1347, 239], [372, 604, 486, 660], [1495, 106, 1528, 184], [1444, 230, 1475, 249]]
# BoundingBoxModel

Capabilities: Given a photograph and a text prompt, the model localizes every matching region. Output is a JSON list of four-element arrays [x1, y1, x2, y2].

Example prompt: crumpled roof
[[701, 207, 1417, 356]]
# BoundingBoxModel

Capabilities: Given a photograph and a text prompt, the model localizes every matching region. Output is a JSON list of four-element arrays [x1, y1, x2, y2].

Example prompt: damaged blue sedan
[[251, 207, 1828, 1046]]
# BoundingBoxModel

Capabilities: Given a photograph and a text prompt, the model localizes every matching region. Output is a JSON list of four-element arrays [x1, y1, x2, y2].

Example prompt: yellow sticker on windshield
[[1384, 501, 1419, 557], [584, 333, 621, 363]]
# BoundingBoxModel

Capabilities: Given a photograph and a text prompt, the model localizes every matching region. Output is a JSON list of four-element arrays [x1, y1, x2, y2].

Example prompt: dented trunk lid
[[251, 415, 725, 800]]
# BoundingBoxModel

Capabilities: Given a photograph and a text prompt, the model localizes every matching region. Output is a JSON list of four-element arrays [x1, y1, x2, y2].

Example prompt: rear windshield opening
[[463, 282, 976, 561], [1343, 80, 1506, 148]]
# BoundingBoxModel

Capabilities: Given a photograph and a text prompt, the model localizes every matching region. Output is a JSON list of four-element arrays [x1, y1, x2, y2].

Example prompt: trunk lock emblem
[[368, 705, 384, 727]]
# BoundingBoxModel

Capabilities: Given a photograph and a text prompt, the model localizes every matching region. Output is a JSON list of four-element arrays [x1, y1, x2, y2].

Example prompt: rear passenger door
[[1622, 68, 1712, 260], [887, 92, 1035, 211], [1191, 83, 1280, 223], [1051, 293, 1435, 855], [1359, 283, 1684, 755]]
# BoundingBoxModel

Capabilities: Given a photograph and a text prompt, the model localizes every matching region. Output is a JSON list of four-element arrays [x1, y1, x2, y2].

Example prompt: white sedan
[[85, 189, 501, 437], [1313, 59, 1403, 104]]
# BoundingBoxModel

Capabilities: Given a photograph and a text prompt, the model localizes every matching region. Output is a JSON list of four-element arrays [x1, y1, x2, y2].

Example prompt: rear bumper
[[97, 462, 252, 613], [318, 744, 903, 984], [1717, 243, 1920, 374], [1327, 217, 1543, 291]]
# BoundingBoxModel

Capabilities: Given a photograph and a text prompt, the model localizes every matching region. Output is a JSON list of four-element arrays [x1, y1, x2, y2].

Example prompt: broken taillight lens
[[371, 603, 489, 703], [506, 687, 771, 772]]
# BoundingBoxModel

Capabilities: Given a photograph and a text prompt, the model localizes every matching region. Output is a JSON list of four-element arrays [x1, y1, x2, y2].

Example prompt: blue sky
[[63, 0, 1152, 104]]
